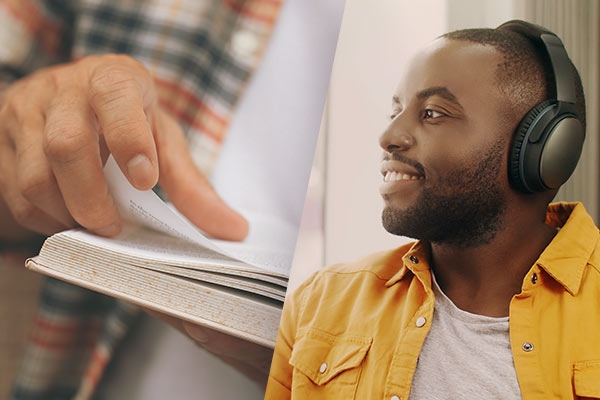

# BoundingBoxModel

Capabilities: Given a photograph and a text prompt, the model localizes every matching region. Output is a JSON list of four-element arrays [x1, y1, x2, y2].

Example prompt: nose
[[379, 115, 415, 152]]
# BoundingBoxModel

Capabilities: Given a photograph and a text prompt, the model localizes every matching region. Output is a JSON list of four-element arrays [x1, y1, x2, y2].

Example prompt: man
[[266, 20, 598, 399]]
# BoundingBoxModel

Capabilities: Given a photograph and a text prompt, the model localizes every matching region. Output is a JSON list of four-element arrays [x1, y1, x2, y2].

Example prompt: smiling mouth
[[383, 171, 423, 182], [380, 152, 426, 184], [379, 163, 424, 197]]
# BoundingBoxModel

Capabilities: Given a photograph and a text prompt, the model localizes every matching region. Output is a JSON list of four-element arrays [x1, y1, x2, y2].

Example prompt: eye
[[423, 109, 444, 119]]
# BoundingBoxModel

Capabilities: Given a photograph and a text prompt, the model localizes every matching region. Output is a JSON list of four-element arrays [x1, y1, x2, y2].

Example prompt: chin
[[381, 205, 416, 238], [381, 195, 416, 214]]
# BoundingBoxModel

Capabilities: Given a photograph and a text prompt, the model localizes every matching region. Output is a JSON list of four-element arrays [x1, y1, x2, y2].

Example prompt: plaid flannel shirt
[[0, 0, 282, 398]]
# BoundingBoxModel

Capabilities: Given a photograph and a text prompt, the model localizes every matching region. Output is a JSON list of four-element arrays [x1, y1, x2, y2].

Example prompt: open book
[[26, 157, 296, 348]]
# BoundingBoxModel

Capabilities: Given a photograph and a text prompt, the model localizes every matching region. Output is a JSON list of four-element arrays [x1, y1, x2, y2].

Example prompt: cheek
[[429, 146, 507, 190], [420, 140, 473, 182], [418, 117, 511, 183], [486, 126, 514, 186]]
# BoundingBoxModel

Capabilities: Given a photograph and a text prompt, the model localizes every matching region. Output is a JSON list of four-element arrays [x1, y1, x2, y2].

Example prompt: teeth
[[384, 171, 422, 182]]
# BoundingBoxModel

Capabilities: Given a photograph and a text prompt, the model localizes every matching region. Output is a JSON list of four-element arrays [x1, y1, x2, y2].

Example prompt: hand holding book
[[27, 156, 294, 347]]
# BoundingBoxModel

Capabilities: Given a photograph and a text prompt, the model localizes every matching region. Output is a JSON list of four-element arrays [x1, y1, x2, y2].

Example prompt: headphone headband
[[497, 20, 576, 104], [540, 33, 576, 103]]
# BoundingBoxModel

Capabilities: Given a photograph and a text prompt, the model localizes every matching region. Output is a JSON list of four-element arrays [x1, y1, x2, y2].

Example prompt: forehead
[[394, 38, 504, 106]]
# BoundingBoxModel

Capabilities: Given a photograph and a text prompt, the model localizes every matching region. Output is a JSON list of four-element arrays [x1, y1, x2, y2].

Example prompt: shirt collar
[[536, 202, 598, 295], [383, 202, 598, 295], [385, 241, 431, 287]]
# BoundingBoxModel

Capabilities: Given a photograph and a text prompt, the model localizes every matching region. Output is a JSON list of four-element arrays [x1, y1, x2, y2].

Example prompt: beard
[[382, 140, 507, 248]]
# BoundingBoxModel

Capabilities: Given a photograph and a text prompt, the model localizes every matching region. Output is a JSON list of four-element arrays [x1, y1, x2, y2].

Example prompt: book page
[[104, 156, 223, 253], [60, 227, 243, 266], [212, 211, 297, 276], [103, 156, 294, 275]]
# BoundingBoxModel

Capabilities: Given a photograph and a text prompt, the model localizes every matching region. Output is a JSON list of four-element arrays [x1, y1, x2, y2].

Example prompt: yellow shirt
[[266, 202, 600, 400]]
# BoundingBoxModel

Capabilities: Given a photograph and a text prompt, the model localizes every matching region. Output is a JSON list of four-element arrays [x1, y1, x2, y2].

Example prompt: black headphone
[[498, 20, 585, 193]]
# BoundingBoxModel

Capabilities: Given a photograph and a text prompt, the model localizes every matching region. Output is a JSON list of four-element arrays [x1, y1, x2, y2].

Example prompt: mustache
[[381, 152, 426, 176]]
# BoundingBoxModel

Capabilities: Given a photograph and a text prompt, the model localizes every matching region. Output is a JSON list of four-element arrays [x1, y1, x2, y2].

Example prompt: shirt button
[[522, 342, 534, 352], [391, 396, 401, 400], [415, 316, 427, 327], [409, 255, 419, 264], [531, 273, 538, 284], [319, 362, 328, 373]]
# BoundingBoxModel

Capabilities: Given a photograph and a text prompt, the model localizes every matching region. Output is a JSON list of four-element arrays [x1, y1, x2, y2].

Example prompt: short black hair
[[441, 25, 586, 133]]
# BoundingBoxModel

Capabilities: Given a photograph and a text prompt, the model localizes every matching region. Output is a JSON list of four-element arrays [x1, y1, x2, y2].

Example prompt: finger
[[182, 322, 272, 385], [14, 111, 76, 228], [43, 93, 121, 236], [143, 308, 188, 335], [182, 322, 272, 361], [154, 110, 249, 241], [0, 140, 67, 235], [87, 58, 158, 190]]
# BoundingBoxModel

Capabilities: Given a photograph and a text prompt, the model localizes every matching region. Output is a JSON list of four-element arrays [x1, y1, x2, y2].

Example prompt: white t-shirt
[[409, 275, 522, 399]]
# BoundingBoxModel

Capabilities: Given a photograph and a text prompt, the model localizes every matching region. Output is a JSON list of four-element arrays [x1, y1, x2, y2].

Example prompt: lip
[[379, 159, 424, 196]]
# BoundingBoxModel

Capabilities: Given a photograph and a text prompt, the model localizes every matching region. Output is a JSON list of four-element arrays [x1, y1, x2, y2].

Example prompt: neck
[[429, 204, 556, 317]]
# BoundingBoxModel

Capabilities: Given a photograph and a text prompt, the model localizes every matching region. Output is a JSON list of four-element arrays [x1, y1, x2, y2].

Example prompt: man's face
[[379, 38, 512, 247]]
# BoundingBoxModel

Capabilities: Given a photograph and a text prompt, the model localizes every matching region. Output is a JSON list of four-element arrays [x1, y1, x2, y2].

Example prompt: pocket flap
[[290, 329, 372, 386], [573, 360, 600, 397]]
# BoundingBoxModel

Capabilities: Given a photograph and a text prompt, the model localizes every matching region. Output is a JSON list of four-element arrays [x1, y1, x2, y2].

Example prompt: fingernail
[[184, 323, 209, 343], [127, 154, 156, 189]]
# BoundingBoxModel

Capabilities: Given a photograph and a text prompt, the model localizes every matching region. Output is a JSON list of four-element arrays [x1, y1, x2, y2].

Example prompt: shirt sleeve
[[0, 0, 74, 89]]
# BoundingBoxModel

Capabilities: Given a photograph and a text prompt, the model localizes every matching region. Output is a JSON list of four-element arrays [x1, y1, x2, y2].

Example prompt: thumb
[[153, 110, 248, 241]]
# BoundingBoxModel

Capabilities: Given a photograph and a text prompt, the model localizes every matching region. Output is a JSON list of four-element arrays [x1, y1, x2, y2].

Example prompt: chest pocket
[[573, 361, 600, 398], [289, 329, 372, 399]]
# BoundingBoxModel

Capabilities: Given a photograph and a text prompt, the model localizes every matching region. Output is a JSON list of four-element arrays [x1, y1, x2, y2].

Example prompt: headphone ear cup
[[509, 100, 555, 193]]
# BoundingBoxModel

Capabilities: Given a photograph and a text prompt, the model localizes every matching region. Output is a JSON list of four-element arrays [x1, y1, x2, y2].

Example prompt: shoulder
[[288, 243, 415, 316], [310, 243, 413, 284]]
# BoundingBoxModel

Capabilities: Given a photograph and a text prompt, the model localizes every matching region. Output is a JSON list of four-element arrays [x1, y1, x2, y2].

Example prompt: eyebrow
[[392, 86, 464, 111], [416, 86, 462, 107]]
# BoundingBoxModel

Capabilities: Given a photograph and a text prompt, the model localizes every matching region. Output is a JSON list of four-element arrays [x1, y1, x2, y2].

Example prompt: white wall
[[324, 0, 448, 265], [447, 0, 513, 30]]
